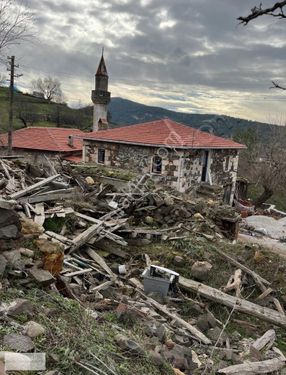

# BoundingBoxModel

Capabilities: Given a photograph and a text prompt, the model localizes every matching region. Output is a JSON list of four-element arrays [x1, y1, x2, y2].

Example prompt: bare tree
[[0, 0, 33, 52], [236, 126, 286, 207], [238, 1, 286, 90], [32, 77, 63, 103]]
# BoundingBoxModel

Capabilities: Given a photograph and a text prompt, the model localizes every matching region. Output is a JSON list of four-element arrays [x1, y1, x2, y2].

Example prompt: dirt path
[[238, 233, 286, 259]]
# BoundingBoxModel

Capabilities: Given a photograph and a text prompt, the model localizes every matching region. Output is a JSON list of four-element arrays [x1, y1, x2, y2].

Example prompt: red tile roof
[[84, 119, 246, 149], [63, 155, 82, 163], [0, 127, 85, 153]]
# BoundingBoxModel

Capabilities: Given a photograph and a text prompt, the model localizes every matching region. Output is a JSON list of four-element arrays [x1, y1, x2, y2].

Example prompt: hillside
[[0, 87, 280, 141], [108, 98, 276, 140], [0, 87, 92, 132]]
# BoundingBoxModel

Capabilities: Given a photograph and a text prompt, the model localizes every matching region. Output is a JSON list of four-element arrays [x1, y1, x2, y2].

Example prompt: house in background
[[0, 127, 85, 163], [82, 119, 246, 204]]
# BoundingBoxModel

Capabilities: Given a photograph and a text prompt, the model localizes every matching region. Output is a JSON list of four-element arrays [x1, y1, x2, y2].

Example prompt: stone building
[[91, 51, 111, 131], [82, 119, 246, 204], [0, 127, 84, 163]]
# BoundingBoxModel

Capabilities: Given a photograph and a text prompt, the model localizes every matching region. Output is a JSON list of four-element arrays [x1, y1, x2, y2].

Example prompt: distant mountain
[[108, 97, 276, 140]]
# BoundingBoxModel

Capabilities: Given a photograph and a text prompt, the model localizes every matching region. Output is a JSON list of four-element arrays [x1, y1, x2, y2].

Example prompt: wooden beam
[[179, 277, 286, 328], [10, 174, 61, 199], [217, 358, 285, 374]]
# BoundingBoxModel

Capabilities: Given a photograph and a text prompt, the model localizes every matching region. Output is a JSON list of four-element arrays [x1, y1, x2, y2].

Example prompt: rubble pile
[[0, 158, 285, 374]]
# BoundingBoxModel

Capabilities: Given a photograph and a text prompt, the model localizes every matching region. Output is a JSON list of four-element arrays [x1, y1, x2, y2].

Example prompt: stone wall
[[83, 140, 239, 202]]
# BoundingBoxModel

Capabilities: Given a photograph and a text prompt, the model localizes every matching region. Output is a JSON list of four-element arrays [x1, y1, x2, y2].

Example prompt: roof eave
[[82, 137, 246, 150]]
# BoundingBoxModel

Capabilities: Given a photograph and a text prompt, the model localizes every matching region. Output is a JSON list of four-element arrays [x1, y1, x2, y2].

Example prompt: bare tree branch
[[32, 77, 63, 103], [0, 0, 33, 52], [238, 1, 286, 25], [270, 81, 286, 90]]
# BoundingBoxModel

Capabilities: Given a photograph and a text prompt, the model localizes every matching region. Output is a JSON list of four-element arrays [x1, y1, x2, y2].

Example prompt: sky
[[6, 0, 286, 122]]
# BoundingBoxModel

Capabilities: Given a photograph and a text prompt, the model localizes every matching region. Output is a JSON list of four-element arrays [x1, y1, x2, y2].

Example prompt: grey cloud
[[11, 0, 286, 121]]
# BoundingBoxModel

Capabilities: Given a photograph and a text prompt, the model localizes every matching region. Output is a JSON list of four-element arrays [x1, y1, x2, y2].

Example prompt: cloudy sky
[[8, 0, 286, 122]]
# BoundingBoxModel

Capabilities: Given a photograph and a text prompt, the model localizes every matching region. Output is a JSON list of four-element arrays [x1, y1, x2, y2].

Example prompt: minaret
[[91, 49, 111, 131]]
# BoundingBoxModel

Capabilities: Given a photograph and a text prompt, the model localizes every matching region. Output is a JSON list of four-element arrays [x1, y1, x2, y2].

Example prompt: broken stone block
[[20, 217, 44, 236], [0, 208, 21, 240], [149, 350, 165, 366], [3, 334, 34, 352], [29, 268, 55, 286], [24, 321, 45, 338], [161, 343, 195, 372], [0, 254, 7, 275], [174, 256, 184, 265], [18, 248, 34, 258], [207, 327, 229, 346], [2, 250, 21, 267], [85, 176, 95, 185], [115, 334, 145, 356], [196, 312, 217, 332], [6, 298, 34, 318], [191, 261, 212, 281]]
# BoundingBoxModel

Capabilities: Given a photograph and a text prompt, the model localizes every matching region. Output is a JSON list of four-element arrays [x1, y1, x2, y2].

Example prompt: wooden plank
[[179, 276, 286, 328], [68, 222, 103, 253], [251, 329, 276, 352], [20, 189, 77, 204], [10, 174, 61, 199], [211, 247, 270, 289], [86, 248, 116, 279]]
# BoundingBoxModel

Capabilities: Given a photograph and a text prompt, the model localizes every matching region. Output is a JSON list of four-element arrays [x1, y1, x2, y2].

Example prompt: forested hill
[[108, 97, 276, 140], [0, 87, 280, 141]]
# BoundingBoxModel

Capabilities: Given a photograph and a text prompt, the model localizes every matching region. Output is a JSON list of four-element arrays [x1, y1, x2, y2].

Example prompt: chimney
[[67, 135, 74, 147]]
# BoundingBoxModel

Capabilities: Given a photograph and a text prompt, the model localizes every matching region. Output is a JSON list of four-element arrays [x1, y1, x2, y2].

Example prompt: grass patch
[[0, 288, 173, 375]]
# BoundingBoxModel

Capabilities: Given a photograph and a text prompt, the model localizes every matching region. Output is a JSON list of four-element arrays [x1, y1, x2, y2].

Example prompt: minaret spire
[[91, 50, 111, 131]]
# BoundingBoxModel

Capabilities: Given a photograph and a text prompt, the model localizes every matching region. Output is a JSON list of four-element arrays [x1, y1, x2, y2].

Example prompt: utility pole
[[7, 56, 22, 155]]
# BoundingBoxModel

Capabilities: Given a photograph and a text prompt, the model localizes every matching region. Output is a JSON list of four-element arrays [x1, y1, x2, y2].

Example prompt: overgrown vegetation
[[0, 288, 173, 375]]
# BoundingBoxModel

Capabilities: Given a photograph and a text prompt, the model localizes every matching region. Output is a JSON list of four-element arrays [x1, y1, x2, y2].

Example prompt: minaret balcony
[[91, 90, 111, 105]]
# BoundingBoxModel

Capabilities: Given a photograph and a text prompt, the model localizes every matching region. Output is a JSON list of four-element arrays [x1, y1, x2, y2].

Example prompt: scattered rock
[[0, 254, 7, 275], [2, 250, 22, 268], [191, 261, 212, 281], [207, 327, 229, 346], [6, 298, 34, 318], [85, 176, 95, 185], [145, 216, 154, 225], [35, 239, 63, 254], [28, 268, 55, 286], [18, 248, 34, 258], [24, 321, 45, 338], [194, 213, 204, 221], [149, 350, 165, 366], [174, 256, 184, 265], [3, 334, 34, 352], [197, 312, 217, 332], [0, 208, 21, 240], [161, 343, 195, 372], [115, 334, 145, 355], [145, 322, 169, 343], [20, 217, 44, 236]]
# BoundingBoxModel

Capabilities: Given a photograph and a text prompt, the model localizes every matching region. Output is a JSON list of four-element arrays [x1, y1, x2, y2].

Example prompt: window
[[98, 148, 105, 164], [152, 155, 162, 174]]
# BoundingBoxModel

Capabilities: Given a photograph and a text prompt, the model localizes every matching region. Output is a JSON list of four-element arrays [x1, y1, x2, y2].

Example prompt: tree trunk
[[253, 186, 273, 208]]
